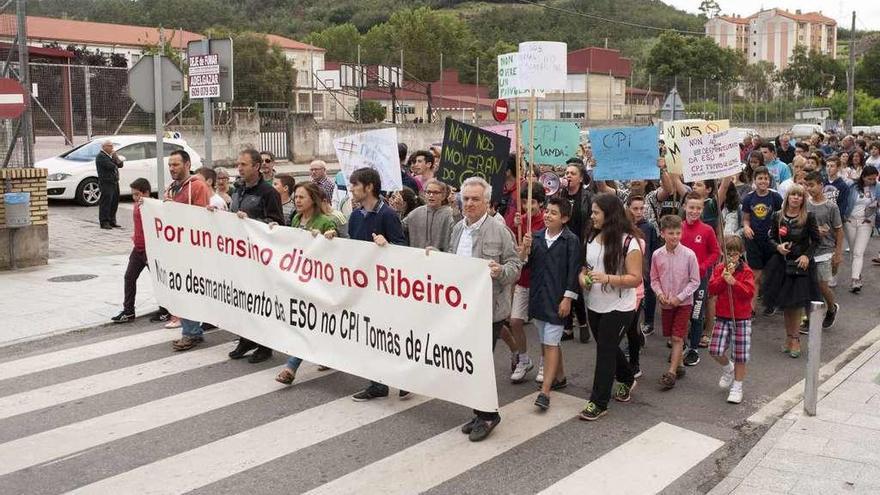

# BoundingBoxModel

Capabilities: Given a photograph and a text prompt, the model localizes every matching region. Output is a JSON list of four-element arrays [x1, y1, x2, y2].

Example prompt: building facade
[[705, 9, 837, 70]]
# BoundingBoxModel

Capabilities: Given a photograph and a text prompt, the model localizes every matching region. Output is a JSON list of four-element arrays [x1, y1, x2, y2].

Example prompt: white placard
[[517, 41, 567, 92], [680, 129, 743, 182], [142, 199, 499, 412], [497, 52, 545, 100], [333, 128, 403, 191]]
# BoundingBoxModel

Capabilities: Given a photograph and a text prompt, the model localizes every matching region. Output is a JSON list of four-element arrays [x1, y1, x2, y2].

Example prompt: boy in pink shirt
[[680, 191, 721, 367], [651, 214, 701, 389]]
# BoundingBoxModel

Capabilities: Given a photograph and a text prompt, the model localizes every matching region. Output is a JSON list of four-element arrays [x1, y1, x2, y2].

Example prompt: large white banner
[[680, 129, 743, 182], [333, 127, 403, 191], [517, 41, 567, 92], [142, 199, 498, 411]]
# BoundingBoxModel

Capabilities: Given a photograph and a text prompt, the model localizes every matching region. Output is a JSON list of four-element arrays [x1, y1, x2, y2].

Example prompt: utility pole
[[846, 10, 856, 134], [16, 0, 33, 167]]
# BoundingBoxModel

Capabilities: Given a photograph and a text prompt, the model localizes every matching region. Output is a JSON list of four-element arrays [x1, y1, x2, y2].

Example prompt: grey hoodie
[[402, 204, 455, 251]]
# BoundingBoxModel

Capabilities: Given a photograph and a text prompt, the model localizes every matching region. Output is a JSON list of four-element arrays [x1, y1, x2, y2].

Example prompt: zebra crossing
[[0, 327, 728, 494]]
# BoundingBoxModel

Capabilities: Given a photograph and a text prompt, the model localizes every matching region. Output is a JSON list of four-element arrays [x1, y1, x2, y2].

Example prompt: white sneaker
[[719, 368, 734, 389], [727, 385, 743, 404], [829, 274, 838, 288], [535, 364, 544, 384], [510, 357, 534, 383]]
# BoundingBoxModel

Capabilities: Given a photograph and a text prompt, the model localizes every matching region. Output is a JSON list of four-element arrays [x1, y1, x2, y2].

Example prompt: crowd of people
[[107, 126, 879, 443]]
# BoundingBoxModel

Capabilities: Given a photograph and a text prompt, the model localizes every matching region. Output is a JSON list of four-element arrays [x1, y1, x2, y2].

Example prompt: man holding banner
[[448, 177, 522, 442]]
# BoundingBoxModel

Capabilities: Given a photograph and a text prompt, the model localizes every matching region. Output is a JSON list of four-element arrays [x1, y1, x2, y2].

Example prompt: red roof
[[0, 41, 73, 59], [567, 47, 632, 78], [0, 15, 203, 50], [264, 34, 324, 52], [770, 9, 836, 25]]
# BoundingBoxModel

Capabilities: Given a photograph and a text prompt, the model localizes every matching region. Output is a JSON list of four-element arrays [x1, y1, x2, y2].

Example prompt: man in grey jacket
[[402, 178, 456, 250], [445, 176, 522, 442]]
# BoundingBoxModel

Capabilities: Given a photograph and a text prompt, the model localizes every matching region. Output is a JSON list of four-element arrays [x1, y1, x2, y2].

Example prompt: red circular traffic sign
[[0, 78, 26, 119], [492, 99, 508, 123]]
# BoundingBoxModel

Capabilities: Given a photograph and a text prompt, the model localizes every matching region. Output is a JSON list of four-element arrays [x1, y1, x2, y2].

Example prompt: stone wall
[[170, 112, 261, 167], [0, 168, 49, 270]]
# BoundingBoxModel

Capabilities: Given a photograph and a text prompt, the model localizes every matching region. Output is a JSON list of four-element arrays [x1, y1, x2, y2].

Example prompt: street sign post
[[128, 56, 183, 194], [0, 78, 26, 119], [187, 38, 234, 168], [492, 99, 509, 123]]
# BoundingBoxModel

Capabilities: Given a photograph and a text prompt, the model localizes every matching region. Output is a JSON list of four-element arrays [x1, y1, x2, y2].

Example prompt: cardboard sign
[[591, 126, 660, 181], [517, 42, 567, 92], [438, 118, 510, 201], [333, 128, 403, 191], [497, 52, 545, 99], [519, 120, 580, 166], [680, 129, 742, 182], [663, 119, 730, 174]]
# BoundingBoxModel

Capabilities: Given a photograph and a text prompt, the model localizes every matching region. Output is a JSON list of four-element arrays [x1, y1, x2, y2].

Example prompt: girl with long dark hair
[[578, 193, 643, 421]]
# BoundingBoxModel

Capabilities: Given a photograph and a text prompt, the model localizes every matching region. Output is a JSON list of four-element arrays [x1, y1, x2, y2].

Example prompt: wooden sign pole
[[514, 96, 522, 240], [527, 89, 536, 232]]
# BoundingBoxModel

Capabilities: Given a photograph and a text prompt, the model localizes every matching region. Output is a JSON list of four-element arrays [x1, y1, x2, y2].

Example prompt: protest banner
[[333, 127, 402, 191], [497, 52, 545, 100], [517, 42, 567, 92], [519, 120, 580, 166], [482, 123, 516, 153], [591, 126, 660, 181], [679, 129, 742, 182], [663, 119, 730, 174], [438, 117, 510, 201], [141, 199, 498, 412]]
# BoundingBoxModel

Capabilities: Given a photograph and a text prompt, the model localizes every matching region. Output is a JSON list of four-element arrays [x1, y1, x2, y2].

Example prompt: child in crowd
[[505, 185, 546, 382], [627, 195, 659, 375], [111, 178, 152, 324], [708, 236, 755, 404], [681, 192, 721, 366], [196, 167, 229, 212], [651, 215, 701, 390], [519, 197, 581, 410], [691, 179, 718, 231], [804, 171, 843, 329], [741, 166, 784, 313]]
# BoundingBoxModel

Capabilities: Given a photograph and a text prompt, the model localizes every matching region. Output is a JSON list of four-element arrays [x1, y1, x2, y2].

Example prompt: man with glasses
[[260, 151, 276, 183], [309, 159, 336, 202]]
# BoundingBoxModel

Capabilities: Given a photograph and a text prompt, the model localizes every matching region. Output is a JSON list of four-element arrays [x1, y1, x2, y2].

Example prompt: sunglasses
[[262, 158, 272, 164]]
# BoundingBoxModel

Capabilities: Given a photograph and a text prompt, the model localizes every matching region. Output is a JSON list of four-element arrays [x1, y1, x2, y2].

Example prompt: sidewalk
[[710, 335, 880, 494], [0, 254, 156, 347]]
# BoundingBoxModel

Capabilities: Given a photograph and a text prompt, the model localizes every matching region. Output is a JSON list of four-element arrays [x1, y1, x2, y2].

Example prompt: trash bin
[[4, 192, 31, 228]]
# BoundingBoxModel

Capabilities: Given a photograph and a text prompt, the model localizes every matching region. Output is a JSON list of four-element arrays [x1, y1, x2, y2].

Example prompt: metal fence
[[0, 4, 30, 168]]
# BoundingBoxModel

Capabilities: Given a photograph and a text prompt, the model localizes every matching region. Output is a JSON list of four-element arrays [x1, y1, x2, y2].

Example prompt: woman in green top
[[276, 181, 336, 385]]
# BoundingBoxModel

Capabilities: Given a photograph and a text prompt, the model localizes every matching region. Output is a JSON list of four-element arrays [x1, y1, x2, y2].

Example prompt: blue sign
[[520, 120, 580, 166], [591, 126, 660, 181]]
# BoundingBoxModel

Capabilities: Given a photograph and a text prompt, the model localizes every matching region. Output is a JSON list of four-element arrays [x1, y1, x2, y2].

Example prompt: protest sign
[[334, 127, 402, 191], [591, 126, 660, 181], [679, 129, 742, 182], [663, 119, 730, 174], [439, 118, 510, 201], [482, 123, 516, 153], [142, 199, 498, 412], [497, 52, 545, 99], [517, 42, 567, 92], [519, 120, 580, 166]]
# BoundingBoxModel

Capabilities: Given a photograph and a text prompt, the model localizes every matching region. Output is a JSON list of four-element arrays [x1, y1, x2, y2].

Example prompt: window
[[559, 111, 585, 119], [117, 143, 149, 161], [312, 94, 324, 117], [297, 93, 310, 112], [164, 143, 183, 156]]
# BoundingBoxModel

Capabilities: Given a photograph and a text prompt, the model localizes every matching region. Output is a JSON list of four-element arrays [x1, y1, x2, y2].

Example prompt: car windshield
[[62, 141, 116, 161]]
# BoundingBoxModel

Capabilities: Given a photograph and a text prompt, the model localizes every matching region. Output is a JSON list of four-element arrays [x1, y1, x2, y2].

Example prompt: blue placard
[[519, 120, 580, 166], [591, 126, 660, 181]]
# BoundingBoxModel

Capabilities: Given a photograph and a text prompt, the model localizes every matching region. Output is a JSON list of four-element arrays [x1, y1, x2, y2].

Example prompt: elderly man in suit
[[96, 140, 123, 229]]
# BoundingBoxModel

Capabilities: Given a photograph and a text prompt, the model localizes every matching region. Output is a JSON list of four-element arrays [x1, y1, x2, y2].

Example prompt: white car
[[41, 135, 202, 206]]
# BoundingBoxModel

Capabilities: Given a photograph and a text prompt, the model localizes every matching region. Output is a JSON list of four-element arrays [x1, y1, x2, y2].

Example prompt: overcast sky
[[663, 0, 877, 30]]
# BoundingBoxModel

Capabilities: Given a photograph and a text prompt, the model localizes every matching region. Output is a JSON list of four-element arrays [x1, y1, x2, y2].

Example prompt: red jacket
[[681, 218, 720, 275], [708, 261, 755, 320], [504, 203, 545, 288], [132, 201, 145, 251], [168, 175, 212, 207]]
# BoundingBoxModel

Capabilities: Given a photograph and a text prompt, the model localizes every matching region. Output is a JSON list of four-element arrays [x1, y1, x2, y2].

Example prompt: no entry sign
[[492, 99, 508, 123], [0, 78, 26, 119]]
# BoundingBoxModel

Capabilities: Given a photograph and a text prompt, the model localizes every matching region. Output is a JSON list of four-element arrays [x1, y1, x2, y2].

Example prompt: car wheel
[[75, 178, 101, 206]]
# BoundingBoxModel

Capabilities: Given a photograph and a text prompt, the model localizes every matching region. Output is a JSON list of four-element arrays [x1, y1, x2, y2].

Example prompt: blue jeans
[[286, 356, 303, 370], [688, 269, 711, 350], [181, 318, 203, 338]]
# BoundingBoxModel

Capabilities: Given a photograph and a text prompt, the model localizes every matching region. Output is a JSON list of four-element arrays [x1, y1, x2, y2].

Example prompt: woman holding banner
[[578, 193, 642, 421]]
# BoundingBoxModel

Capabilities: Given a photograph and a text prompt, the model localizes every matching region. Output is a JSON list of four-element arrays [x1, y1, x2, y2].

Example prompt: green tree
[[855, 39, 880, 98], [777, 45, 845, 97], [646, 31, 744, 89], [304, 24, 362, 63], [698, 0, 721, 18], [457, 40, 517, 96], [230, 33, 296, 106], [361, 7, 474, 81], [741, 60, 776, 100], [353, 100, 387, 123], [826, 90, 880, 125]]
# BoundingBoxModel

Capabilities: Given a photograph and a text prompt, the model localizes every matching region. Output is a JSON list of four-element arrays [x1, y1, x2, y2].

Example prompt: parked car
[[789, 123, 823, 138], [40, 135, 202, 206]]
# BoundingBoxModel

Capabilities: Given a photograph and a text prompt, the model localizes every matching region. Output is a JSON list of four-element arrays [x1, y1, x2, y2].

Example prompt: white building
[[705, 9, 837, 70]]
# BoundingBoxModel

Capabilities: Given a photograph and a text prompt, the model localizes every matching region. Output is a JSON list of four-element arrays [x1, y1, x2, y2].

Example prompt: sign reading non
[[188, 54, 220, 99], [679, 129, 742, 182], [663, 119, 730, 174], [519, 120, 580, 166], [439, 118, 510, 202], [592, 126, 660, 181]]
